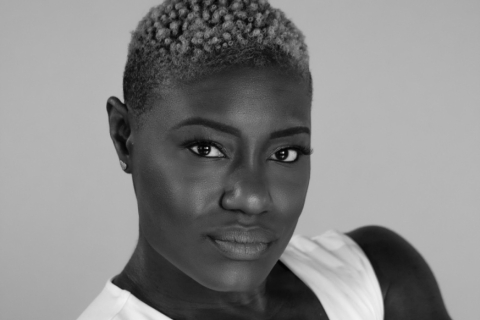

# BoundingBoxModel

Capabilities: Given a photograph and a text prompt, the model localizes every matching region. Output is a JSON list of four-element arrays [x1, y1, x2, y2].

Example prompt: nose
[[220, 166, 272, 216]]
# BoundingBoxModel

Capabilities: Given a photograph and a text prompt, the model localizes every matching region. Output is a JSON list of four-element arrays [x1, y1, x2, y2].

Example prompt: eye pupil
[[276, 149, 288, 160], [197, 144, 211, 156]]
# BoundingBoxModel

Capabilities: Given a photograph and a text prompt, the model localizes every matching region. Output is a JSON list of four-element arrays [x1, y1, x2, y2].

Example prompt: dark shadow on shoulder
[[347, 225, 452, 320]]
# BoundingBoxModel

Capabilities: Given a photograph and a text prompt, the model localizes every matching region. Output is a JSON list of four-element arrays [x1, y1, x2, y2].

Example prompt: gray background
[[1, 0, 479, 319]]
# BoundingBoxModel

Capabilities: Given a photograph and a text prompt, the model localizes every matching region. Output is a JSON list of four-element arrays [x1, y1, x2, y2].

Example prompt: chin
[[193, 261, 273, 293]]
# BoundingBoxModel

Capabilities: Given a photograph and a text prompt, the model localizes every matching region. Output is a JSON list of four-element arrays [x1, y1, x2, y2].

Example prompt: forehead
[[142, 67, 312, 134]]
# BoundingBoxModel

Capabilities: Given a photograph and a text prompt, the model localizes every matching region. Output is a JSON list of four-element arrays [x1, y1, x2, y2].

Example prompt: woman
[[78, 0, 451, 319]]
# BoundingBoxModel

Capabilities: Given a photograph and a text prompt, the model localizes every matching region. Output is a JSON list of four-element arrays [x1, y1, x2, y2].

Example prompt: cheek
[[269, 161, 311, 225], [133, 146, 225, 237]]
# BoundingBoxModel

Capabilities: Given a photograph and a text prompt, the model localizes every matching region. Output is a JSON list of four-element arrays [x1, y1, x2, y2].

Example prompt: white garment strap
[[280, 230, 384, 320], [77, 280, 172, 320]]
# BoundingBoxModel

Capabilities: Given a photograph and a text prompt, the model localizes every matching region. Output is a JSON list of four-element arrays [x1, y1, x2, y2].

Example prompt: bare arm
[[348, 226, 452, 320]]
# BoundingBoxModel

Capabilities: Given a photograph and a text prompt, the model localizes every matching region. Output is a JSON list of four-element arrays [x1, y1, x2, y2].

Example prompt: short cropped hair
[[124, 0, 311, 117]]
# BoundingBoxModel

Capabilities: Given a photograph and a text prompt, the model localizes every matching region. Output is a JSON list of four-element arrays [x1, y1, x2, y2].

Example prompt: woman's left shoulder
[[346, 225, 452, 320]]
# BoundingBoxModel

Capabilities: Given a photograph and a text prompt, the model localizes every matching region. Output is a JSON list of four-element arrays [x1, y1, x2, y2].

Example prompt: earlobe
[[107, 96, 132, 173]]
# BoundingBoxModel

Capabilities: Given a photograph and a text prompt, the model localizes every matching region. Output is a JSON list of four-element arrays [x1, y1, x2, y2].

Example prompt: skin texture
[[107, 67, 451, 319]]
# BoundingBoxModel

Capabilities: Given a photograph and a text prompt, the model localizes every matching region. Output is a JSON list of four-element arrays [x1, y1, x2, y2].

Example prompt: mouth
[[207, 228, 276, 260]]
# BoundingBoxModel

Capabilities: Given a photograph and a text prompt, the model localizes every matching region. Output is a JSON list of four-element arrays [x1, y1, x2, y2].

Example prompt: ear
[[107, 96, 133, 174]]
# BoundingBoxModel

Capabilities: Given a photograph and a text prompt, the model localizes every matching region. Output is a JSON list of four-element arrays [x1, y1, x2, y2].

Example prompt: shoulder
[[346, 226, 452, 320]]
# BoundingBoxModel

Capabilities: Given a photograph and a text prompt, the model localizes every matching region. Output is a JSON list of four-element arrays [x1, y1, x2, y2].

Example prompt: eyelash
[[183, 138, 227, 157], [271, 145, 313, 163], [182, 138, 313, 162], [279, 146, 314, 157]]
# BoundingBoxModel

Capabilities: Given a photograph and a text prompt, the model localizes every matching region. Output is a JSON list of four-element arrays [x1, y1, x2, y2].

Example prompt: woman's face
[[131, 67, 312, 292]]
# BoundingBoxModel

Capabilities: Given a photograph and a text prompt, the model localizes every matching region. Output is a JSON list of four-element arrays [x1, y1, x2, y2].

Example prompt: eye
[[188, 141, 225, 158], [269, 148, 299, 163]]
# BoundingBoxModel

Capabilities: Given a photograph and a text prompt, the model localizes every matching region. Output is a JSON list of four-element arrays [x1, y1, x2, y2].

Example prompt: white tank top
[[77, 230, 384, 320], [281, 230, 384, 320]]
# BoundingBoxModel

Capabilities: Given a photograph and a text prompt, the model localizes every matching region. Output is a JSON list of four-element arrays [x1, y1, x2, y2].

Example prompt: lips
[[207, 227, 277, 260]]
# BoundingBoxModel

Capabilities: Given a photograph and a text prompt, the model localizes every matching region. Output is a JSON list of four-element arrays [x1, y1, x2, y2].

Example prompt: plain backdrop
[[1, 0, 479, 319]]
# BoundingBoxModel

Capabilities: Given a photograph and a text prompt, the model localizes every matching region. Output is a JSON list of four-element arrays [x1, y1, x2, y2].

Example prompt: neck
[[113, 234, 284, 319]]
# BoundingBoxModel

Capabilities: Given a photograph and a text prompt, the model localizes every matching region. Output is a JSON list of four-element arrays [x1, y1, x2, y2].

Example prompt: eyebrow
[[270, 126, 310, 139], [171, 117, 241, 136], [171, 117, 310, 139]]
